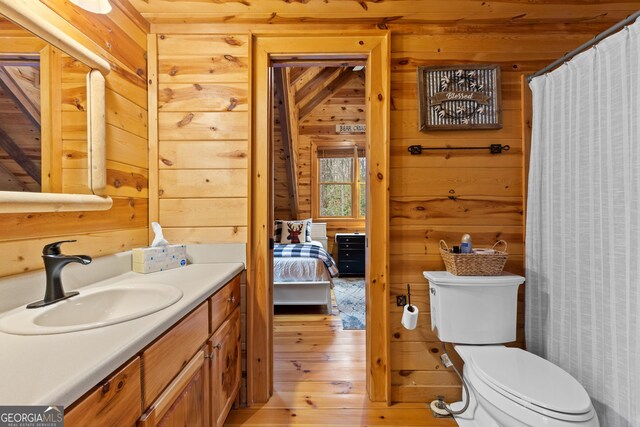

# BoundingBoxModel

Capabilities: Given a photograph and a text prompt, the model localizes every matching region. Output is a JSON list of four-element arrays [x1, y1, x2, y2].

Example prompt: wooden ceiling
[[129, 0, 639, 29]]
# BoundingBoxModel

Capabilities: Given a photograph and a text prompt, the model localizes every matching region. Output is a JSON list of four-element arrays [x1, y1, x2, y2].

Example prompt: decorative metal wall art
[[418, 65, 502, 130]]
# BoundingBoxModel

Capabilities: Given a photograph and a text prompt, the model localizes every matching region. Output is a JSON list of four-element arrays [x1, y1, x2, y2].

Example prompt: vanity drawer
[[142, 302, 208, 407], [210, 273, 241, 333], [65, 357, 141, 427]]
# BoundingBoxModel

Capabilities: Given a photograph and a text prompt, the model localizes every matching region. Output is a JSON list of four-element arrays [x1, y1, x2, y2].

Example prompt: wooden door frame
[[248, 31, 390, 404]]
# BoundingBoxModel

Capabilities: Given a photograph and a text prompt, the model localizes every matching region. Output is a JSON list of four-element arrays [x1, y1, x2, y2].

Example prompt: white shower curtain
[[527, 18, 640, 427]]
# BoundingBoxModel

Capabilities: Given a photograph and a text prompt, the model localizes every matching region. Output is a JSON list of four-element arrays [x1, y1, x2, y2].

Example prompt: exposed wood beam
[[0, 66, 41, 127], [273, 67, 298, 219], [0, 125, 40, 184], [288, 67, 306, 86], [0, 156, 30, 191], [299, 68, 356, 121], [294, 67, 340, 106], [109, 0, 151, 33]]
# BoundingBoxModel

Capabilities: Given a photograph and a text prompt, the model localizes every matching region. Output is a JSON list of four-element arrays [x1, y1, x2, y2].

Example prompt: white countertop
[[0, 262, 244, 406]]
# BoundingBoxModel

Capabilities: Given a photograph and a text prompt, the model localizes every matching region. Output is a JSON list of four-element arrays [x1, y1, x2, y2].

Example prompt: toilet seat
[[458, 346, 594, 422]]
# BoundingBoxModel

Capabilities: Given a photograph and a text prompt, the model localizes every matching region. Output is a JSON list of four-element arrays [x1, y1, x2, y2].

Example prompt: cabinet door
[[139, 349, 209, 427], [65, 358, 141, 427], [209, 307, 241, 427], [142, 302, 209, 407]]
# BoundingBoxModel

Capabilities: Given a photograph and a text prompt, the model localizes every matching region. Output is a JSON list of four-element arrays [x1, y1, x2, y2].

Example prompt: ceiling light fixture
[[69, 0, 112, 14]]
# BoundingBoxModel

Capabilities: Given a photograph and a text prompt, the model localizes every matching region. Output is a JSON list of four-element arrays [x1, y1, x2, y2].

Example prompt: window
[[314, 146, 366, 219]]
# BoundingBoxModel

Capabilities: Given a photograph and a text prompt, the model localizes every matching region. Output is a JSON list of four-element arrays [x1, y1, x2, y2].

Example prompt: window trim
[[311, 142, 366, 220]]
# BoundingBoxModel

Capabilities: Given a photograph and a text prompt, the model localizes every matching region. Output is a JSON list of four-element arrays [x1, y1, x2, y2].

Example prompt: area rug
[[332, 277, 366, 330]]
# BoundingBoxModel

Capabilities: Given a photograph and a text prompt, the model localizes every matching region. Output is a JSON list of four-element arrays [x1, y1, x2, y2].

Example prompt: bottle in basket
[[461, 234, 472, 254]]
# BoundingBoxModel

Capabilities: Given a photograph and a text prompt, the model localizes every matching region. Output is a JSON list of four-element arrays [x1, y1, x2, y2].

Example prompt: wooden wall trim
[[147, 34, 159, 244], [249, 31, 390, 404]]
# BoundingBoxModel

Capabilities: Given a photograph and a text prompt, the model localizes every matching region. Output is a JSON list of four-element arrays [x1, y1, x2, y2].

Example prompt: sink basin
[[0, 283, 183, 335]]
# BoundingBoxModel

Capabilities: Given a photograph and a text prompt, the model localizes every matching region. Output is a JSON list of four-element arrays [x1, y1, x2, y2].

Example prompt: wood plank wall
[[153, 34, 249, 245], [0, 0, 149, 278], [150, 34, 250, 404], [387, 29, 569, 403], [138, 0, 640, 404]]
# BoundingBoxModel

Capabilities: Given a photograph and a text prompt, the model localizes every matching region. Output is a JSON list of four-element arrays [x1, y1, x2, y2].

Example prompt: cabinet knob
[[228, 294, 236, 304], [214, 343, 222, 350]]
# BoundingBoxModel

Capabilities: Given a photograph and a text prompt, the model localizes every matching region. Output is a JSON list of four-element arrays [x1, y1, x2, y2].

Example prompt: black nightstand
[[335, 233, 365, 277]]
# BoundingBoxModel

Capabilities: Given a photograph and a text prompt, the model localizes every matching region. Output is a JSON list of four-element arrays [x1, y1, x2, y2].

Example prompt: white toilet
[[423, 271, 599, 427]]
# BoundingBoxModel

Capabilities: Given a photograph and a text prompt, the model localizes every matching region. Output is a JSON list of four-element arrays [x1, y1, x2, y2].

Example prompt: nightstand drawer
[[336, 235, 365, 244], [338, 262, 365, 274], [337, 242, 364, 250], [338, 249, 365, 262]]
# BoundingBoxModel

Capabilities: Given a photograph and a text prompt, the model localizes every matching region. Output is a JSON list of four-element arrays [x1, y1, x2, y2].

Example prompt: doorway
[[270, 60, 369, 403], [247, 33, 390, 405]]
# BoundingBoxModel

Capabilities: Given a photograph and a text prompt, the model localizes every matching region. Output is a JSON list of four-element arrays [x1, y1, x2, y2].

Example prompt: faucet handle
[[42, 240, 77, 256]]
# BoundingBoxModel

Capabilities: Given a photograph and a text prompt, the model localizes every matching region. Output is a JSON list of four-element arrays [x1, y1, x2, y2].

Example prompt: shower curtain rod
[[527, 10, 640, 82]]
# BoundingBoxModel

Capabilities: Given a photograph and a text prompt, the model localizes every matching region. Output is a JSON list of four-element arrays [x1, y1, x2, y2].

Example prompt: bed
[[273, 222, 337, 313]]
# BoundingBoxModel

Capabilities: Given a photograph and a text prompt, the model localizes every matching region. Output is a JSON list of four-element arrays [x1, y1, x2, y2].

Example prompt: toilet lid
[[467, 347, 592, 415]]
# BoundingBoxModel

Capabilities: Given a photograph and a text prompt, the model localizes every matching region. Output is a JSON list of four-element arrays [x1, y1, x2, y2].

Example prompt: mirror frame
[[0, 0, 112, 212]]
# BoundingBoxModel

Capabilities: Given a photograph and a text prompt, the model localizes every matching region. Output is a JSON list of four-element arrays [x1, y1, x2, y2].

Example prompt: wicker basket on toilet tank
[[439, 240, 508, 276]]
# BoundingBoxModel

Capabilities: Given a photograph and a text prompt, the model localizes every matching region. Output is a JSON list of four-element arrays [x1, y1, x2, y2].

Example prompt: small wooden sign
[[418, 64, 502, 131], [336, 123, 366, 133]]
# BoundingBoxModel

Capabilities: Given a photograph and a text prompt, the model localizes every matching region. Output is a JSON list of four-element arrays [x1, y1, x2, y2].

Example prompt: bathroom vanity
[[0, 247, 245, 427], [65, 272, 241, 426]]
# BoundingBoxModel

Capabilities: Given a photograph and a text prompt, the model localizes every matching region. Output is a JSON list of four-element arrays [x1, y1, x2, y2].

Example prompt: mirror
[[0, 0, 111, 212], [0, 17, 91, 193]]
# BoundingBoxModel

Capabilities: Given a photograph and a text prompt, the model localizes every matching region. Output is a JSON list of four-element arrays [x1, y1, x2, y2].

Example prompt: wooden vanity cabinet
[[209, 307, 242, 427], [63, 273, 243, 427], [140, 272, 242, 427]]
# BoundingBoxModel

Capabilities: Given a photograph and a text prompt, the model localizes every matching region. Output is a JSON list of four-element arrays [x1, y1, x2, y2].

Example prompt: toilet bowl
[[423, 271, 599, 427], [451, 345, 599, 427]]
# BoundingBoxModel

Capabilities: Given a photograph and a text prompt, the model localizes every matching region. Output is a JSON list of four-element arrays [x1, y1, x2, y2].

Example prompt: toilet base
[[448, 389, 500, 427]]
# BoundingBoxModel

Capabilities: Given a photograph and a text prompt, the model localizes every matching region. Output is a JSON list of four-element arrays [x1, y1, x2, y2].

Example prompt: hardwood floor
[[225, 296, 457, 426]]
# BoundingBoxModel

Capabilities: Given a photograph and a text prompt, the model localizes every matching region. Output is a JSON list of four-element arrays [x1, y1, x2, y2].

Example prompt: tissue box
[[132, 244, 187, 274]]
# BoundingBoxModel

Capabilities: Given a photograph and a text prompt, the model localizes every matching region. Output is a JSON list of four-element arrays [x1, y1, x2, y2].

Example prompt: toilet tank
[[423, 271, 525, 344]]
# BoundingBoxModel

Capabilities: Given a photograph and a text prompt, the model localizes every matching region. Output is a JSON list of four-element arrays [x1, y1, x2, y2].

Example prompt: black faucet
[[26, 240, 92, 309]]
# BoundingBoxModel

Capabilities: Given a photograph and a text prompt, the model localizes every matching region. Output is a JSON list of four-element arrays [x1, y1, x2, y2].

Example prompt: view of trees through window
[[318, 151, 366, 218]]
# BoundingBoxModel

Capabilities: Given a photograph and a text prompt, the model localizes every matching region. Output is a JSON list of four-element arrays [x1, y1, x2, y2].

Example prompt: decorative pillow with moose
[[279, 219, 312, 244]]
